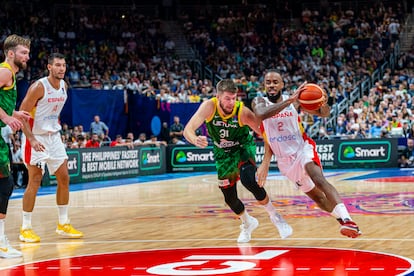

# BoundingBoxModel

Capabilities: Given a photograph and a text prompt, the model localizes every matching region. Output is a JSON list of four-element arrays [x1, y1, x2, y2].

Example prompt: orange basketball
[[298, 83, 325, 110]]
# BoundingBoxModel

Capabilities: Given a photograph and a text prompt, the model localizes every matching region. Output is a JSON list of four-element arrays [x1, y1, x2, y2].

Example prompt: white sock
[[0, 219, 5, 238], [331, 203, 351, 221], [22, 211, 33, 229], [57, 205, 69, 225], [263, 200, 276, 215], [239, 210, 251, 224]]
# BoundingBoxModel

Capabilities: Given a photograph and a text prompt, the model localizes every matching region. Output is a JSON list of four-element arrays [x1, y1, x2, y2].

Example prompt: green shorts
[[214, 143, 256, 182]]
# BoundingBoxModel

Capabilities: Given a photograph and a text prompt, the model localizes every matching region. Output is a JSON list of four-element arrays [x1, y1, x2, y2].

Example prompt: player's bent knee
[[226, 198, 244, 214], [221, 184, 245, 214], [240, 162, 256, 184], [240, 163, 266, 201]]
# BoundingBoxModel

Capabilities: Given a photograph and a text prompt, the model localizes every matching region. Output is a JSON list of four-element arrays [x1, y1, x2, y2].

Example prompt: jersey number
[[277, 122, 283, 131], [219, 129, 229, 139]]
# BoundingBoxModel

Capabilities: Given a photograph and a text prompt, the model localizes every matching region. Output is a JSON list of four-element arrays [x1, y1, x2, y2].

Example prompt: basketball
[[298, 83, 325, 110]]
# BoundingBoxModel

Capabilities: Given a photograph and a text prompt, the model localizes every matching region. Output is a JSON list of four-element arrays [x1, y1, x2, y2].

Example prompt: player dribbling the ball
[[251, 69, 361, 238]]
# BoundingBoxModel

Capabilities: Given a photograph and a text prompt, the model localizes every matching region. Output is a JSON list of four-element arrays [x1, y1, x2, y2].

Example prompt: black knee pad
[[240, 162, 267, 201], [0, 176, 14, 214], [221, 184, 245, 215]]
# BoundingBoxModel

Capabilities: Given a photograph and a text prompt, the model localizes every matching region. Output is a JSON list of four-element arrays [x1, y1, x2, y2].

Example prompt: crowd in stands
[[181, 1, 414, 143], [317, 66, 414, 140], [1, 0, 414, 148], [185, 1, 407, 89], [57, 114, 187, 150]]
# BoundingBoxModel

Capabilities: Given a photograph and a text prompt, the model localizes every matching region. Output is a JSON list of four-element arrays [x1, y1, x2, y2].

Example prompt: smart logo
[[171, 147, 216, 170], [64, 151, 80, 177], [176, 151, 187, 163], [343, 146, 355, 158], [142, 152, 160, 165], [338, 141, 391, 163], [140, 148, 162, 170]]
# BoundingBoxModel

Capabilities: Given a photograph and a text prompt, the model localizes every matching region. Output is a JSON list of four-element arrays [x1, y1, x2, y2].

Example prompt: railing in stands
[[307, 40, 401, 139]]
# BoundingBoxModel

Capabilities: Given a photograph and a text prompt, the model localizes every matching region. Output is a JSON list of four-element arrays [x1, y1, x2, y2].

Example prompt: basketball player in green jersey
[[184, 79, 292, 243], [0, 34, 31, 258]]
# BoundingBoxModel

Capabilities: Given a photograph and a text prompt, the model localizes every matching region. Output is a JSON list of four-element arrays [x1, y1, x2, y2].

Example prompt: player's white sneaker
[[0, 236, 22, 258], [270, 212, 292, 239], [237, 216, 259, 243]]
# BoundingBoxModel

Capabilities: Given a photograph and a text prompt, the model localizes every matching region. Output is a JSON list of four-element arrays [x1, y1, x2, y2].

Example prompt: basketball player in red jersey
[[19, 53, 83, 242], [252, 70, 361, 238]]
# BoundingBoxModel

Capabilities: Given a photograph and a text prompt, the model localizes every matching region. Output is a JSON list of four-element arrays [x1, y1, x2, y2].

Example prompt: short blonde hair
[[216, 79, 237, 94], [3, 34, 31, 53]]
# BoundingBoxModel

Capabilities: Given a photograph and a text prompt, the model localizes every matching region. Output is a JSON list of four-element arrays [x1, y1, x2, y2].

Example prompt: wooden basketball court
[[1, 168, 414, 274]]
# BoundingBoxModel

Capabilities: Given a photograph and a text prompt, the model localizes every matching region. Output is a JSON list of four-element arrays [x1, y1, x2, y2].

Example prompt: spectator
[[160, 122, 170, 144], [188, 90, 201, 103], [77, 75, 91, 88], [126, 78, 139, 94], [129, 71, 139, 84], [144, 134, 167, 146], [99, 133, 111, 147], [380, 128, 391, 139], [300, 111, 314, 132], [408, 123, 414, 139], [317, 126, 330, 140], [164, 37, 175, 54], [60, 123, 71, 138], [90, 74, 103, 89], [89, 115, 109, 136], [335, 115, 347, 136], [78, 125, 87, 137], [246, 75, 260, 97], [387, 113, 402, 133], [112, 79, 125, 90], [345, 106, 358, 123], [126, 132, 134, 141], [171, 137, 186, 145], [351, 123, 368, 139], [388, 18, 401, 43], [369, 120, 383, 138], [67, 65, 80, 86], [71, 135, 86, 148], [110, 134, 124, 147], [101, 72, 112, 90], [170, 115, 184, 141], [85, 133, 101, 148], [402, 121, 410, 138], [111, 134, 133, 149], [156, 87, 175, 103], [133, 133, 147, 146], [398, 138, 414, 168], [123, 133, 135, 149]]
